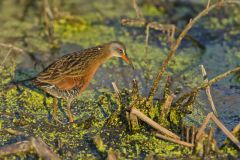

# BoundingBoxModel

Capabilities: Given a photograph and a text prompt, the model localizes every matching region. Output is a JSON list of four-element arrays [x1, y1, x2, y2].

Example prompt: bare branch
[[132, 0, 143, 18], [0, 137, 60, 160], [211, 114, 240, 149], [196, 112, 240, 149], [148, 0, 240, 99], [161, 94, 174, 117], [112, 82, 121, 99], [0, 141, 31, 156], [155, 132, 193, 148], [131, 107, 180, 140], [200, 65, 218, 116], [144, 24, 150, 57], [177, 66, 240, 103], [3, 128, 25, 136], [31, 137, 61, 160], [0, 42, 24, 53], [1, 48, 12, 66], [196, 112, 213, 141]]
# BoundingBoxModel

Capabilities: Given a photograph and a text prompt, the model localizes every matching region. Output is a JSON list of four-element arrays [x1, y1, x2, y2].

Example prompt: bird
[[26, 41, 133, 123]]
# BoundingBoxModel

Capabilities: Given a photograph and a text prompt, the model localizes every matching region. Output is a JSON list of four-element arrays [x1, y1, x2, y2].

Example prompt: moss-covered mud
[[0, 0, 240, 159]]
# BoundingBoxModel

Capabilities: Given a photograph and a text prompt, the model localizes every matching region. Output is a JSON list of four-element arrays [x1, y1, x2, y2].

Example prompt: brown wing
[[36, 46, 102, 90], [53, 76, 83, 90]]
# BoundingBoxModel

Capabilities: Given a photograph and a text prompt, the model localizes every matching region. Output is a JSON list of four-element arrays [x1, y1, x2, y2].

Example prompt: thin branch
[[43, 0, 54, 20], [177, 66, 240, 103], [0, 141, 31, 156], [186, 126, 190, 143], [1, 48, 12, 66], [155, 132, 193, 148], [121, 18, 146, 27], [196, 112, 213, 141], [161, 94, 174, 117], [148, 0, 240, 99], [144, 24, 150, 57], [0, 137, 60, 159], [200, 65, 218, 116], [191, 126, 196, 144], [30, 137, 60, 160], [132, 0, 143, 19], [131, 107, 180, 140], [196, 112, 240, 149], [3, 128, 25, 136], [0, 43, 24, 53], [107, 150, 118, 160], [211, 114, 240, 149], [112, 82, 121, 99], [207, 0, 211, 9]]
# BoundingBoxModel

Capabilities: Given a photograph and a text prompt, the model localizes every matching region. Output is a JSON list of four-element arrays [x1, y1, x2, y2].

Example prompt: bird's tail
[[3, 77, 36, 91]]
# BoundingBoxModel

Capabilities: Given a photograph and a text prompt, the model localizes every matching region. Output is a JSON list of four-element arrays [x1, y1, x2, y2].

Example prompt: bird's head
[[108, 41, 134, 69]]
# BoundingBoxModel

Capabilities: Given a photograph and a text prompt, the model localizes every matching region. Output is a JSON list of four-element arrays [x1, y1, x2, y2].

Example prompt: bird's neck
[[97, 46, 113, 63]]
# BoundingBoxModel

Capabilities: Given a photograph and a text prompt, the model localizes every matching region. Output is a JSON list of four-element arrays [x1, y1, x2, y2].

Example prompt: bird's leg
[[52, 97, 58, 118], [66, 101, 74, 123], [52, 98, 63, 124]]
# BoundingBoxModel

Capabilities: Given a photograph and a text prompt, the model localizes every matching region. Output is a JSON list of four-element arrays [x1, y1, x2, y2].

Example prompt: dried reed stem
[[186, 127, 190, 143], [196, 112, 213, 141], [191, 126, 196, 144], [155, 132, 193, 148], [161, 94, 174, 116], [196, 112, 240, 149], [112, 82, 121, 99], [1, 48, 12, 66], [0, 141, 31, 156], [132, 0, 143, 18], [3, 128, 25, 136], [0, 137, 60, 159], [200, 65, 218, 116], [131, 107, 180, 139], [144, 24, 150, 57], [177, 66, 240, 103], [211, 114, 240, 149], [148, 0, 240, 99], [0, 42, 24, 53]]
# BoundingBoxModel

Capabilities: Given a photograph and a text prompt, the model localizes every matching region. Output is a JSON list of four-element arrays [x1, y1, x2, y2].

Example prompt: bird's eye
[[119, 49, 123, 54]]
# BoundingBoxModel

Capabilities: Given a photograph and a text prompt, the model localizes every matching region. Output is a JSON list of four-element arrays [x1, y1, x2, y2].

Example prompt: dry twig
[[132, 0, 143, 18], [1, 48, 12, 66], [200, 65, 218, 116], [148, 0, 240, 99], [3, 128, 25, 136], [155, 132, 193, 148], [196, 112, 240, 149], [196, 112, 213, 141], [131, 107, 180, 140], [176, 66, 240, 104], [161, 94, 174, 117], [0, 43, 24, 66], [0, 137, 60, 160], [112, 82, 120, 99], [0, 43, 24, 53]]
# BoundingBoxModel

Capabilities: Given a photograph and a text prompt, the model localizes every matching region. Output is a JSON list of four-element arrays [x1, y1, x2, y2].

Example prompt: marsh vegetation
[[0, 0, 240, 159]]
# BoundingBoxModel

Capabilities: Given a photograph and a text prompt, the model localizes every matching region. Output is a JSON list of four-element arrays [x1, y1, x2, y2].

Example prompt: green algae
[[53, 15, 89, 39], [0, 80, 193, 159], [142, 3, 165, 17], [0, 0, 240, 159]]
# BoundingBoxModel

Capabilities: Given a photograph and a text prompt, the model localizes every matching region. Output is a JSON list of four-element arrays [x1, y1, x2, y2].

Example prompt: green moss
[[142, 4, 165, 17], [0, 0, 239, 159], [53, 15, 88, 38]]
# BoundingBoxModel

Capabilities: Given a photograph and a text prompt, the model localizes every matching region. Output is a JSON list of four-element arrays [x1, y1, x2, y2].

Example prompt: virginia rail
[[31, 41, 133, 122]]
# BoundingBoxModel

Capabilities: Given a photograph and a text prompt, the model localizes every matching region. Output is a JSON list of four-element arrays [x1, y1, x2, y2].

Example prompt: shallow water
[[0, 0, 240, 159]]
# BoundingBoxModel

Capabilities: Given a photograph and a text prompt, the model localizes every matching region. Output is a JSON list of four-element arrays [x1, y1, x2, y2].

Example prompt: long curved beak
[[121, 54, 134, 70]]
